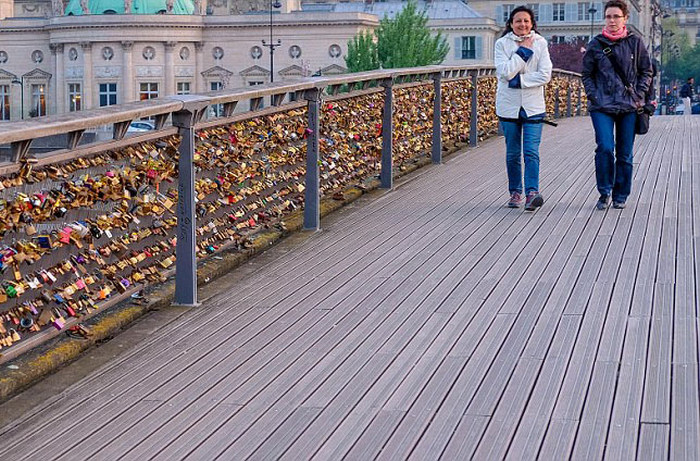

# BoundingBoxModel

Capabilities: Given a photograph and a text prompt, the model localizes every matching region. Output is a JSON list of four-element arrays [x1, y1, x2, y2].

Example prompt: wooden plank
[[641, 283, 673, 424], [339, 410, 406, 461], [569, 361, 618, 460], [637, 423, 670, 460], [670, 363, 700, 461], [466, 284, 552, 417], [470, 358, 542, 460], [245, 407, 322, 460], [506, 316, 581, 459], [549, 281, 614, 421], [604, 317, 650, 461], [438, 415, 490, 461], [537, 418, 578, 460], [372, 316, 514, 461]]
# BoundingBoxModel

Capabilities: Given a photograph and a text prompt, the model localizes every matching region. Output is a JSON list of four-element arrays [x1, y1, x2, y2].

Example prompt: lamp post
[[661, 29, 675, 109], [261, 0, 282, 83], [588, 4, 597, 40], [10, 77, 23, 120]]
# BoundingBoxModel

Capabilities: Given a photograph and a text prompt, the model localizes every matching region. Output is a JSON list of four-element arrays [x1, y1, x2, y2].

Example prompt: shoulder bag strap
[[596, 37, 633, 90]]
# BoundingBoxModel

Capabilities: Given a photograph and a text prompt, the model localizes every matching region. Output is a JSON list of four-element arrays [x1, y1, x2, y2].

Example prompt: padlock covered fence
[[0, 66, 583, 363]]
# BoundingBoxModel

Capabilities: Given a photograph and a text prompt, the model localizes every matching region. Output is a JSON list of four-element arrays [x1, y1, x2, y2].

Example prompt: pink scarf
[[601, 25, 628, 41]]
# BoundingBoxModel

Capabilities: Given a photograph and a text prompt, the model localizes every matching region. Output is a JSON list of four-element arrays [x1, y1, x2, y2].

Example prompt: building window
[[578, 2, 594, 20], [461, 36, 476, 59], [527, 3, 539, 21], [68, 83, 82, 112], [99, 83, 117, 107], [177, 82, 191, 95], [139, 82, 159, 101], [0, 85, 9, 121], [552, 3, 565, 21], [502, 4, 515, 22], [210, 81, 223, 116], [550, 35, 567, 44], [30, 84, 46, 117]]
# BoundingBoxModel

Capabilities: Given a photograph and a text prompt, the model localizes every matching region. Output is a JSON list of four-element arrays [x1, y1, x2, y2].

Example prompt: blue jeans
[[590, 111, 636, 202], [501, 119, 543, 194]]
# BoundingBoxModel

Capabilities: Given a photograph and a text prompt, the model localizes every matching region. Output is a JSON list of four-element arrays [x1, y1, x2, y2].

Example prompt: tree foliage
[[660, 19, 699, 85], [345, 30, 379, 73], [345, 1, 449, 72], [548, 39, 587, 73]]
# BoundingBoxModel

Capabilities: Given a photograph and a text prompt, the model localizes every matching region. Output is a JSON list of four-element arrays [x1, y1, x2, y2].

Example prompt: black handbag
[[635, 110, 650, 135], [598, 38, 652, 135]]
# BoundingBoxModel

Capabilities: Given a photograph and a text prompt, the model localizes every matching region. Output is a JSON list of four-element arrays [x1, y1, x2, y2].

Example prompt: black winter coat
[[582, 33, 653, 114]]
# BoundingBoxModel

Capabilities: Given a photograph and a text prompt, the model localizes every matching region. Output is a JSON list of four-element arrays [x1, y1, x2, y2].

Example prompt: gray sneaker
[[524, 191, 544, 211], [508, 192, 524, 208]]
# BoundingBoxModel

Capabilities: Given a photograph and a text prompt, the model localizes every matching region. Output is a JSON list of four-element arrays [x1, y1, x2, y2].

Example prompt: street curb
[[0, 142, 466, 403]]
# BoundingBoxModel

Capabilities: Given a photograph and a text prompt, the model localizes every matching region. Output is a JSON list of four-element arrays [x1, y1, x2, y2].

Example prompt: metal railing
[[0, 65, 584, 363]]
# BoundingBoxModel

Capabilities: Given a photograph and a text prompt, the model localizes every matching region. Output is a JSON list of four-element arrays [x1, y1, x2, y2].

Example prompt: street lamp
[[261, 0, 282, 83], [660, 29, 674, 106], [588, 4, 597, 40], [10, 77, 23, 120]]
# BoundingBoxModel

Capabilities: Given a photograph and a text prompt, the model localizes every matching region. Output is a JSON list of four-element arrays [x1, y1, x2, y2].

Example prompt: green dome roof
[[65, 0, 195, 15]]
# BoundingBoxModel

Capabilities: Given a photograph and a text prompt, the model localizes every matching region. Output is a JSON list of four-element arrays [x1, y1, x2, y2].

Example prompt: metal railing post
[[380, 77, 394, 189], [469, 73, 479, 147], [303, 87, 321, 231], [432, 72, 442, 164], [577, 86, 582, 116], [171, 96, 208, 306], [554, 87, 560, 118], [566, 81, 573, 117]]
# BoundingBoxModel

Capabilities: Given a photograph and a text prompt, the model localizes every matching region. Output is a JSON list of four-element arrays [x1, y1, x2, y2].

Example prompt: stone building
[[0, 0, 497, 120]]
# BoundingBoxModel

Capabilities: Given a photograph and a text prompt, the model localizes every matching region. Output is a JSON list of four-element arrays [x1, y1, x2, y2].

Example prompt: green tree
[[660, 18, 700, 85], [345, 1, 449, 72], [345, 30, 379, 73]]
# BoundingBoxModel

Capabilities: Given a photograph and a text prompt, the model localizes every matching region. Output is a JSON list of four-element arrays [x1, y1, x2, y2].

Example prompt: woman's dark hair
[[604, 0, 629, 17], [502, 6, 538, 37]]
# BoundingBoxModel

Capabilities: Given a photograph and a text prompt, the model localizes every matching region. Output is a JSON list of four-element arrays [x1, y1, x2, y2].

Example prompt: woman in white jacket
[[495, 6, 552, 210]]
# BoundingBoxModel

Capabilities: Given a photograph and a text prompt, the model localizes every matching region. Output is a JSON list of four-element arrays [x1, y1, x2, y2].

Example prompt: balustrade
[[0, 66, 583, 363]]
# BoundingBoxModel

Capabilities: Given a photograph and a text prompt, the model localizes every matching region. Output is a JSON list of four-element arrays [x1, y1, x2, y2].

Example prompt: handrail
[[0, 64, 585, 364], [0, 65, 583, 149]]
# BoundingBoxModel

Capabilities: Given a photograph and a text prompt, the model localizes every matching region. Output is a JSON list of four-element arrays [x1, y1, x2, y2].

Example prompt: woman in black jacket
[[582, 0, 653, 210]]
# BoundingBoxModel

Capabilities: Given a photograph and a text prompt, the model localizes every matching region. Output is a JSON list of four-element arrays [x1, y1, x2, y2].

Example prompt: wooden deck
[[1, 115, 699, 460]]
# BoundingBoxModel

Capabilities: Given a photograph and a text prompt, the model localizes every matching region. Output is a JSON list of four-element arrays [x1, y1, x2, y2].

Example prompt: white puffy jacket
[[494, 31, 552, 119]]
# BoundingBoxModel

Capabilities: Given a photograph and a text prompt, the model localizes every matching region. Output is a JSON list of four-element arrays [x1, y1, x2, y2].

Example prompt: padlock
[[36, 234, 53, 249], [52, 316, 65, 330], [5, 284, 17, 298], [59, 228, 72, 244]]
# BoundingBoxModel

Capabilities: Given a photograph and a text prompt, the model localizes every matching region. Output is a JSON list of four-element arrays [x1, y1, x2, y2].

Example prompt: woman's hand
[[520, 36, 534, 49]]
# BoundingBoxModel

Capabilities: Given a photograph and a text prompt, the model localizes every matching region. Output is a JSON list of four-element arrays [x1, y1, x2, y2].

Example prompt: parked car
[[127, 121, 155, 132]]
